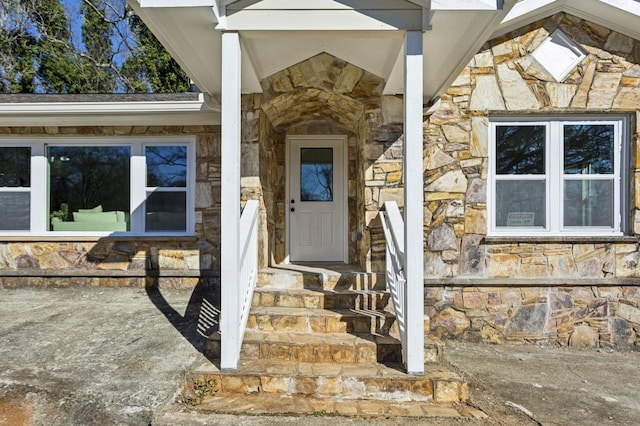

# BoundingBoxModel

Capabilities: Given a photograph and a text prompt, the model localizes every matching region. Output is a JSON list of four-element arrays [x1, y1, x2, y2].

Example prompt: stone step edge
[[249, 306, 396, 318], [206, 330, 444, 349], [254, 287, 390, 295], [183, 392, 485, 418], [205, 332, 445, 364], [257, 269, 386, 290], [252, 288, 392, 310], [185, 361, 468, 403], [259, 267, 382, 276]]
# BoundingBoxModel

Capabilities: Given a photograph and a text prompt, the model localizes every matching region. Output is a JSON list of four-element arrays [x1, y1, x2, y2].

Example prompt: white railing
[[221, 199, 259, 369], [379, 201, 409, 366]]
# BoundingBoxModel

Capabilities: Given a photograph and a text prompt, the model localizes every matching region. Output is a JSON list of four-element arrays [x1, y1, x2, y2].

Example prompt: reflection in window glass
[[145, 192, 186, 232], [0, 193, 30, 230], [564, 180, 614, 227], [564, 125, 614, 175], [0, 147, 31, 231], [146, 146, 187, 187], [300, 148, 333, 202], [48, 146, 130, 231], [496, 125, 546, 175], [0, 147, 30, 187], [495, 180, 546, 227]]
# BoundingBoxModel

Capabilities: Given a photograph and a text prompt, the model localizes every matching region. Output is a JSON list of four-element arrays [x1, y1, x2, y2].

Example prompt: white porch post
[[220, 31, 242, 371], [403, 30, 425, 375]]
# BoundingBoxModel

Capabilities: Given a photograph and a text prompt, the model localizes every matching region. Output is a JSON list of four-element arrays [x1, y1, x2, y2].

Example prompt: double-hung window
[[489, 117, 627, 235], [0, 137, 195, 235]]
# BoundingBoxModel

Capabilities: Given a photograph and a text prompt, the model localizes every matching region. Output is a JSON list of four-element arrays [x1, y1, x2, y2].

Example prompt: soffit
[[129, 0, 516, 103], [496, 0, 640, 40]]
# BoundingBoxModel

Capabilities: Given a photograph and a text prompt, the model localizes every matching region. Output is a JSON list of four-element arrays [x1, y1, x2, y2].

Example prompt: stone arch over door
[[247, 52, 397, 269]]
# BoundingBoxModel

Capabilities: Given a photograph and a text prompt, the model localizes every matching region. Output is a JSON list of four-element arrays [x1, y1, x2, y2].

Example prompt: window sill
[[484, 235, 638, 244]]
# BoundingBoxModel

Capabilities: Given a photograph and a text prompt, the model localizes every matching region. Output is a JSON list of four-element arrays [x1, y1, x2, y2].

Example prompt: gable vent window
[[531, 29, 586, 82]]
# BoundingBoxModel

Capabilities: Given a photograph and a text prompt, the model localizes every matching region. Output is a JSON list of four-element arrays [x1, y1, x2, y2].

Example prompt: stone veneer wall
[[247, 52, 407, 269], [424, 13, 640, 349], [0, 125, 221, 289]]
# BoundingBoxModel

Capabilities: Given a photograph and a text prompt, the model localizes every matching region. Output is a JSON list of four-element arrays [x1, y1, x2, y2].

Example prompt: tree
[[0, 0, 189, 94], [121, 14, 190, 93]]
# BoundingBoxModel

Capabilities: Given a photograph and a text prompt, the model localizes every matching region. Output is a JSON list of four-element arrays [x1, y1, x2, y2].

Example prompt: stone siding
[[424, 13, 640, 348], [0, 125, 221, 289], [428, 285, 640, 349], [244, 53, 405, 270]]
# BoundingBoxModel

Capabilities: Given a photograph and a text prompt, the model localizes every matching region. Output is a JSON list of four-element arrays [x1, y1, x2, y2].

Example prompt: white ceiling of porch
[[129, 0, 640, 105]]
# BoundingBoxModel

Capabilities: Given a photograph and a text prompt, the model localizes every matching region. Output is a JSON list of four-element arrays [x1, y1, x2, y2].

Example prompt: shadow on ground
[[145, 278, 220, 361]]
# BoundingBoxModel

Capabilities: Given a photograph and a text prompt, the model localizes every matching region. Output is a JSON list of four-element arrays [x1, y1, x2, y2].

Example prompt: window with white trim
[[0, 137, 195, 235], [489, 117, 627, 235]]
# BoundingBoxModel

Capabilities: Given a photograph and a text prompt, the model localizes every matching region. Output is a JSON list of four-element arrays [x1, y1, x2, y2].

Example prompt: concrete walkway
[[1, 287, 639, 425]]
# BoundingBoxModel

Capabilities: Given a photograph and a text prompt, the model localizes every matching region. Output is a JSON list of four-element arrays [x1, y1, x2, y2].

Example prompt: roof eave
[[0, 97, 220, 126]]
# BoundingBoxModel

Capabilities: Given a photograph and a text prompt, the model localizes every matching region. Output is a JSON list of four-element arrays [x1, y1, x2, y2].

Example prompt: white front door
[[288, 136, 346, 262]]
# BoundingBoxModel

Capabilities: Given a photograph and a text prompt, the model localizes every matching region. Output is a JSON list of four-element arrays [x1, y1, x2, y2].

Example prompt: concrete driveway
[[445, 341, 640, 426], [0, 287, 206, 425], [1, 287, 639, 425]]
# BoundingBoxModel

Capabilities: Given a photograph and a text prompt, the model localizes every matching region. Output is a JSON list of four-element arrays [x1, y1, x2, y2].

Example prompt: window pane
[[495, 180, 546, 227], [146, 146, 187, 187], [145, 192, 186, 232], [496, 125, 546, 175], [564, 124, 614, 175], [0, 193, 30, 230], [564, 180, 614, 227], [49, 146, 130, 231], [300, 148, 333, 202], [0, 147, 30, 187]]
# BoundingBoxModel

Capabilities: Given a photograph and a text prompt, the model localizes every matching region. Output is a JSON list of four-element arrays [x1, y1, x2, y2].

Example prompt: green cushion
[[73, 211, 117, 223], [52, 221, 127, 232], [78, 205, 103, 213]]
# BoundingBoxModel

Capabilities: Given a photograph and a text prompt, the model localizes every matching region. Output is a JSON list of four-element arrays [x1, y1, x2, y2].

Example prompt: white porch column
[[403, 30, 425, 375], [220, 31, 242, 371]]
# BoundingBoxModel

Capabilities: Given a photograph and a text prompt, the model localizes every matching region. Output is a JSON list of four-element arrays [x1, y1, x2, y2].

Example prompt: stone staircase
[[183, 264, 478, 418]]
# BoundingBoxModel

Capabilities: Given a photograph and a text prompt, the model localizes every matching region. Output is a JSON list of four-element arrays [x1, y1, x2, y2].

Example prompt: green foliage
[[121, 14, 189, 93], [0, 0, 188, 94]]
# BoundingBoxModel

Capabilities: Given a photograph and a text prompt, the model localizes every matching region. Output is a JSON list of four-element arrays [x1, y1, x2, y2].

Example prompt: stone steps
[[186, 358, 469, 403], [189, 392, 487, 418], [207, 330, 402, 364], [191, 264, 466, 417], [247, 306, 396, 334], [206, 330, 445, 365], [252, 287, 391, 310], [257, 267, 384, 291]]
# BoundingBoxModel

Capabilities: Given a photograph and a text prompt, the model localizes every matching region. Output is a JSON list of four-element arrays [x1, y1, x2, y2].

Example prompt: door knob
[[290, 207, 295, 212]]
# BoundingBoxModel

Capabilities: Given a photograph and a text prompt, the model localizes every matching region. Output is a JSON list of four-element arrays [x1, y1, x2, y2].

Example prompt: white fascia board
[[497, 0, 640, 41], [138, 0, 215, 7], [599, 0, 640, 15], [422, 0, 517, 101], [221, 9, 424, 31], [563, 0, 640, 41], [431, 0, 503, 10], [497, 0, 563, 36], [128, 2, 221, 96], [0, 112, 220, 126], [0, 99, 220, 126]]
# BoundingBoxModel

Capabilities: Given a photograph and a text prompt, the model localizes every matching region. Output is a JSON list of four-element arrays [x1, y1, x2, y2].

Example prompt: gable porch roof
[[128, 0, 516, 105]]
